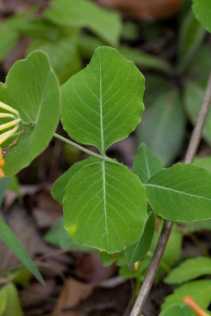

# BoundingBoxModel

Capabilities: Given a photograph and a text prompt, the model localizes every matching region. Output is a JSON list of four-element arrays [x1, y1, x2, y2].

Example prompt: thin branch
[[130, 73, 211, 316], [54, 132, 113, 162]]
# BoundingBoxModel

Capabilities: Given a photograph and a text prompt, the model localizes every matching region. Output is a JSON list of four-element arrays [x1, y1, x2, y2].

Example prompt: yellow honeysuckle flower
[[0, 101, 19, 117], [0, 125, 19, 146], [0, 101, 21, 146]]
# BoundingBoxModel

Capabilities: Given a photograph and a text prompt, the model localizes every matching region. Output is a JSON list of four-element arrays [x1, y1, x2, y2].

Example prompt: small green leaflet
[[0, 217, 43, 283], [165, 256, 211, 285], [161, 280, 211, 313], [193, 0, 211, 33], [146, 163, 211, 222], [1, 51, 60, 175], [45, 0, 122, 46], [133, 143, 163, 183], [61, 46, 145, 154], [63, 158, 147, 253]]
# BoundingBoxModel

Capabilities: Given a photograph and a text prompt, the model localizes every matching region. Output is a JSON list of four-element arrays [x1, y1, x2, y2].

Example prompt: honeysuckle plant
[[1, 1, 211, 315]]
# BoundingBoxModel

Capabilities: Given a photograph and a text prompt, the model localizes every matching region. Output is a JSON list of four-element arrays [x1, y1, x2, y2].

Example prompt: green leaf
[[123, 213, 155, 264], [186, 45, 211, 87], [133, 143, 163, 183], [160, 305, 195, 316], [0, 217, 43, 283], [193, 0, 211, 33], [63, 158, 147, 253], [28, 38, 81, 83], [178, 11, 205, 72], [139, 90, 186, 165], [45, 0, 122, 46], [185, 81, 211, 144], [165, 256, 211, 285], [0, 51, 60, 175], [52, 158, 89, 204], [61, 46, 145, 153], [45, 218, 87, 251], [0, 23, 18, 62], [161, 280, 211, 313], [193, 156, 211, 173], [146, 163, 211, 222], [0, 284, 23, 316]]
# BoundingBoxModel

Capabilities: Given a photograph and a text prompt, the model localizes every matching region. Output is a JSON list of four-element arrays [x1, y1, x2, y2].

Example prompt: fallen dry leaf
[[97, 0, 182, 20], [52, 278, 93, 316]]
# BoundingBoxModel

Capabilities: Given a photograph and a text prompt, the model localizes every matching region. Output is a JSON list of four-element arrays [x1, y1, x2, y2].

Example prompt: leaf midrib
[[146, 183, 211, 202]]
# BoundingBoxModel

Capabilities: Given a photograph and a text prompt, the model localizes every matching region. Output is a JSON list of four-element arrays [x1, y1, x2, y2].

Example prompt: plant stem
[[130, 73, 211, 316], [54, 132, 113, 163]]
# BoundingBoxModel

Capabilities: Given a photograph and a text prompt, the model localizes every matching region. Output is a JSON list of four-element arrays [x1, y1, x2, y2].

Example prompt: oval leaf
[[0, 51, 60, 175], [146, 163, 211, 222], [63, 158, 147, 253], [165, 257, 211, 285], [61, 46, 145, 154], [45, 0, 122, 46]]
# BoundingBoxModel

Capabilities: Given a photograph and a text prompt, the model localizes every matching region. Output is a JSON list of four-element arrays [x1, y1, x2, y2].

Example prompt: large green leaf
[[61, 46, 145, 154], [146, 163, 211, 222], [52, 158, 89, 204], [193, 0, 211, 33], [161, 280, 211, 313], [0, 217, 43, 283], [45, 0, 121, 46], [63, 158, 147, 253], [0, 51, 60, 175], [185, 81, 211, 144], [0, 284, 23, 316], [139, 90, 186, 165], [165, 257, 211, 285], [133, 143, 163, 183]]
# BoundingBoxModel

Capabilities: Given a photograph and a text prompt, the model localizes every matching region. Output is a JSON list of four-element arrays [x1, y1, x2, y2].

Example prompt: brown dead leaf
[[52, 278, 93, 316], [97, 0, 182, 20]]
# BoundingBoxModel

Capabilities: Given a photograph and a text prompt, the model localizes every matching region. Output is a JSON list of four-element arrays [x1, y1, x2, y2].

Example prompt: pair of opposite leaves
[[2, 47, 211, 255]]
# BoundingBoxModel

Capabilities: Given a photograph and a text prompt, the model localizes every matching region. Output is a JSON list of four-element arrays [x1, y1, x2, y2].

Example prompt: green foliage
[[63, 158, 147, 253], [0, 284, 23, 316], [193, 0, 211, 33], [139, 89, 186, 165], [61, 46, 145, 153], [161, 280, 211, 313], [178, 11, 205, 72], [0, 217, 43, 283], [165, 257, 211, 285], [193, 156, 211, 173], [133, 143, 163, 183], [160, 305, 195, 316], [146, 163, 211, 222], [45, 0, 122, 46], [185, 81, 211, 145], [1, 51, 60, 176], [122, 213, 155, 264], [45, 218, 87, 251]]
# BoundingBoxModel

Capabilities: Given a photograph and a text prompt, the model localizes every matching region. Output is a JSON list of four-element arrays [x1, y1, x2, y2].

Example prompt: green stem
[[54, 132, 114, 163]]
